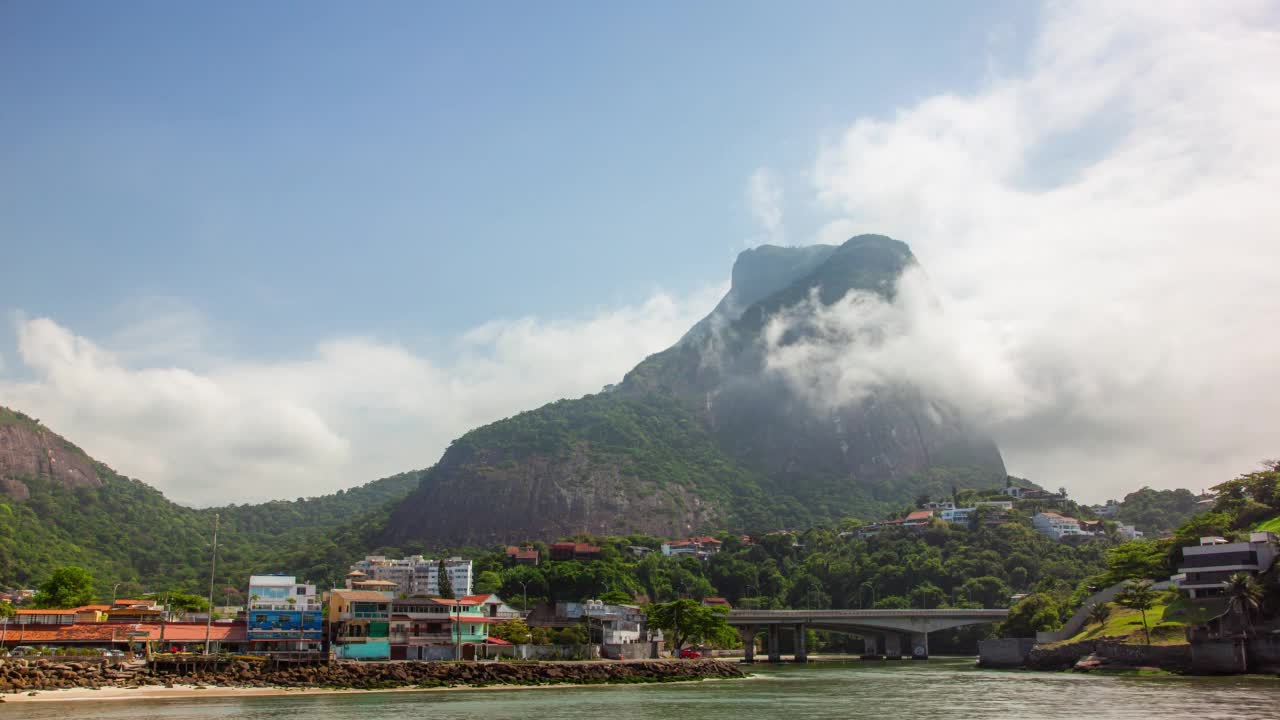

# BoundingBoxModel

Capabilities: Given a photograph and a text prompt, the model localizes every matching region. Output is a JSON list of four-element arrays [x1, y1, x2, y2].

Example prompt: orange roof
[[485, 636, 512, 645], [112, 599, 148, 606], [75, 605, 112, 612], [16, 608, 75, 615], [1, 622, 245, 644], [905, 510, 933, 521]]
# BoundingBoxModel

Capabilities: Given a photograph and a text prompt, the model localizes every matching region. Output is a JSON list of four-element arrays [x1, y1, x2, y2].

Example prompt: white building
[[975, 500, 1014, 511], [1175, 532, 1279, 600], [248, 575, 320, 610], [1032, 512, 1093, 540], [940, 507, 976, 524], [348, 555, 473, 597], [1117, 524, 1144, 540], [560, 599, 646, 644]]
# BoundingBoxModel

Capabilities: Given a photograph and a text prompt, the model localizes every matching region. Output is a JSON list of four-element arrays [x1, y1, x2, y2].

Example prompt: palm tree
[[1224, 572, 1263, 636], [1087, 603, 1111, 629], [1115, 580, 1158, 645]]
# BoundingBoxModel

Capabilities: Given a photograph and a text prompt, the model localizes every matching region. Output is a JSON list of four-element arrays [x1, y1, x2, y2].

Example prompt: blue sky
[[2, 1, 1033, 357], [3, 2, 1277, 505]]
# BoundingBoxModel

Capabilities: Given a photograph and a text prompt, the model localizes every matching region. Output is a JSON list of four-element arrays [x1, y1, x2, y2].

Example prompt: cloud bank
[[795, 0, 1280, 500], [0, 287, 722, 505]]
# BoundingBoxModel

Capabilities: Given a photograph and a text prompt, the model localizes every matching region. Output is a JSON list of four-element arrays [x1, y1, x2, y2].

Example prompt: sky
[[1, 1, 1277, 506]]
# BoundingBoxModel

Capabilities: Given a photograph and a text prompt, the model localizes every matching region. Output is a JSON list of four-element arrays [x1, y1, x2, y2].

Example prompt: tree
[[599, 589, 633, 605], [437, 559, 454, 599], [643, 599, 736, 649], [33, 566, 96, 608], [1001, 594, 1061, 637], [0, 601, 13, 649], [1087, 603, 1111, 628], [491, 618, 533, 644], [1115, 580, 1158, 645], [474, 571, 502, 595], [1224, 572, 1264, 635]]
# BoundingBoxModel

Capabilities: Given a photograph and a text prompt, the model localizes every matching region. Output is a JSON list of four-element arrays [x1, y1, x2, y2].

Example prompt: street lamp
[[111, 583, 122, 608], [517, 581, 529, 615]]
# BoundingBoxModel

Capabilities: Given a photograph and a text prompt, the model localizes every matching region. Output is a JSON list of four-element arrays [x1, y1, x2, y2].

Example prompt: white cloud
[[800, 0, 1280, 500], [0, 287, 723, 506], [746, 166, 784, 241]]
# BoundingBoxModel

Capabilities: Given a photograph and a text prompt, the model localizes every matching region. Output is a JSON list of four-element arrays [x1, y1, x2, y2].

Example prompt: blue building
[[246, 575, 324, 656]]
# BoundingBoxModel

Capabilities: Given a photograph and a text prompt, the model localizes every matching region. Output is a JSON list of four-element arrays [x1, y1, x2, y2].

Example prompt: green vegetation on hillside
[[0, 459, 421, 595]]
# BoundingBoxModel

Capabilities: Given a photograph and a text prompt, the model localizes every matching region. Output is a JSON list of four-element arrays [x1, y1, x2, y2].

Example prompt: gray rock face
[[0, 413, 102, 501]]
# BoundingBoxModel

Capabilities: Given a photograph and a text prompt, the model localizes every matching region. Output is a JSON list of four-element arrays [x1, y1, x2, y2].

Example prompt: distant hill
[[0, 406, 419, 591], [379, 235, 1007, 546]]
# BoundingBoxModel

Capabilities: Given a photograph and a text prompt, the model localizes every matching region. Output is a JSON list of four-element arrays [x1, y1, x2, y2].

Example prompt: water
[[4, 659, 1278, 720]]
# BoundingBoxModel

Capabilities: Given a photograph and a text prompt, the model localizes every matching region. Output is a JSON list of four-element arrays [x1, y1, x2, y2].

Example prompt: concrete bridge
[[726, 608, 1009, 662]]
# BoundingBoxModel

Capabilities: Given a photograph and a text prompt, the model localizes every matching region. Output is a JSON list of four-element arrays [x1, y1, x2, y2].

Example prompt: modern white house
[[1174, 532, 1278, 600], [940, 507, 976, 524], [1032, 512, 1093, 540], [348, 555, 474, 597], [559, 599, 646, 644], [248, 575, 320, 610]]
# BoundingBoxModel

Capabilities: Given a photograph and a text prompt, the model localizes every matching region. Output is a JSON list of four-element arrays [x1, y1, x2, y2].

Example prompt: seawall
[[0, 658, 744, 695]]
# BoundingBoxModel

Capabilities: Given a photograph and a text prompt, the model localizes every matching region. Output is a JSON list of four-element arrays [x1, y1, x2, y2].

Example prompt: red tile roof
[[15, 608, 74, 615], [1, 622, 246, 644], [485, 636, 512, 645]]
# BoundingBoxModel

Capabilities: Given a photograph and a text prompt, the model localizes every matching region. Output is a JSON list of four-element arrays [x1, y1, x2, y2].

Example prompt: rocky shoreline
[[0, 658, 744, 697]]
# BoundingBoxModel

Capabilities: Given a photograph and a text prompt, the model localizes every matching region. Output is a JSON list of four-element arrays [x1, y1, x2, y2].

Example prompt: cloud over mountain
[[0, 287, 722, 505], [805, 0, 1280, 499]]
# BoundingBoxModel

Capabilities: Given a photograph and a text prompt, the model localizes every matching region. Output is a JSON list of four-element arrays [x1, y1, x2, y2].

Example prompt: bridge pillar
[[910, 631, 929, 660], [767, 625, 781, 663], [860, 633, 880, 658], [793, 624, 807, 663], [739, 626, 757, 663], [883, 632, 902, 659]]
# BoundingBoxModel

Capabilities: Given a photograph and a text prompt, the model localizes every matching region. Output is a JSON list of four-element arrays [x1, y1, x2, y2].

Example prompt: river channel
[[3, 658, 1277, 719]]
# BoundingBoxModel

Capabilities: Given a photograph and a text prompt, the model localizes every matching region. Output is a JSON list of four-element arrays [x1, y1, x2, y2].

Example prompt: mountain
[[380, 235, 1007, 546], [0, 406, 419, 591]]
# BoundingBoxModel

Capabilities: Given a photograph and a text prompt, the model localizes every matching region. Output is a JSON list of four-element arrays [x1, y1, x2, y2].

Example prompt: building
[[1003, 485, 1059, 500], [1174, 532, 1279, 600], [388, 595, 497, 660], [1090, 502, 1120, 518], [348, 556, 474, 597], [505, 545, 540, 565], [940, 507, 974, 525], [0, 622, 247, 654], [559, 600, 646, 644], [1117, 524, 1144, 540], [245, 575, 323, 656], [1032, 512, 1094, 540], [660, 537, 723, 560], [902, 510, 934, 527], [922, 501, 956, 511], [327, 589, 393, 660], [975, 500, 1014, 511], [248, 575, 320, 610], [549, 542, 602, 562]]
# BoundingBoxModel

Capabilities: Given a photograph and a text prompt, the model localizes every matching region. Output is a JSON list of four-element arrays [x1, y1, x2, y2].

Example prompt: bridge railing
[[727, 609, 1008, 620]]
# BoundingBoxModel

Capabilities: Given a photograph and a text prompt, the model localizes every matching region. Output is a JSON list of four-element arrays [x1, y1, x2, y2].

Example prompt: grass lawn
[[1254, 515, 1280, 533], [1068, 602, 1187, 645]]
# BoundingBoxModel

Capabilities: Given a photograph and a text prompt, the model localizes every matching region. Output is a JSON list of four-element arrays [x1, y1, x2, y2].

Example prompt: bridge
[[726, 608, 1009, 662]]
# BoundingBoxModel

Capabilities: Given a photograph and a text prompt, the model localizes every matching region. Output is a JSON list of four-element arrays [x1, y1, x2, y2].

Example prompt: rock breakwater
[[0, 658, 744, 695]]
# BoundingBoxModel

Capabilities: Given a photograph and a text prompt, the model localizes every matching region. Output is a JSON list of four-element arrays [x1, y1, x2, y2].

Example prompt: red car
[[678, 648, 702, 659]]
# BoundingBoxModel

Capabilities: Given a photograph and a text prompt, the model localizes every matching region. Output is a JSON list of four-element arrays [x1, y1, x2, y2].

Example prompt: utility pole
[[204, 513, 220, 655]]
